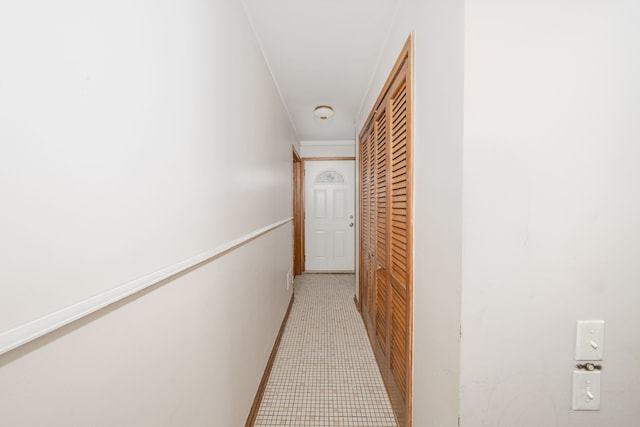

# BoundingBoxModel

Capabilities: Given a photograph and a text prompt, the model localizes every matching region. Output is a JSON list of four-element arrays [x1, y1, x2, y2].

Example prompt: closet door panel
[[374, 110, 389, 352], [360, 124, 371, 321], [367, 126, 376, 324], [389, 70, 410, 402]]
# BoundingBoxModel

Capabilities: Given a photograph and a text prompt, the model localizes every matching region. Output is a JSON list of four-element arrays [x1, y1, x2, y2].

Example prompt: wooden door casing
[[357, 36, 413, 427], [293, 148, 304, 276]]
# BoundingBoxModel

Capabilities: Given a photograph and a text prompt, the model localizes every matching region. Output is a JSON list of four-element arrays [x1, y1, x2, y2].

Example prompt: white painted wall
[[461, 1, 640, 425], [361, 1, 640, 426], [0, 0, 296, 425], [300, 140, 356, 158], [356, 1, 465, 426]]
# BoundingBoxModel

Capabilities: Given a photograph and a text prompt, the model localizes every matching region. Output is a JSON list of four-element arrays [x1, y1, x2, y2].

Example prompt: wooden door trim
[[404, 35, 414, 426], [292, 147, 304, 276]]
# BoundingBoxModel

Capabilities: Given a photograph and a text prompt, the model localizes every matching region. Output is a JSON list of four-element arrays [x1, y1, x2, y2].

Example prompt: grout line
[[254, 273, 397, 426], [246, 293, 296, 427]]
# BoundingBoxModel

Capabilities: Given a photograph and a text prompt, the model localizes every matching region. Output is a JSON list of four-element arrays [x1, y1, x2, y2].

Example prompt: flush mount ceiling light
[[313, 105, 334, 120]]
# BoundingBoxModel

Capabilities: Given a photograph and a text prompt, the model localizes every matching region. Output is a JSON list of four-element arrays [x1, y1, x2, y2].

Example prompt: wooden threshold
[[245, 293, 295, 426]]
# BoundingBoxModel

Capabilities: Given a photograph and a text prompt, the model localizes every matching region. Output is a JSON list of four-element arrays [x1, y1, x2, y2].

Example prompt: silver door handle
[[349, 222, 354, 227]]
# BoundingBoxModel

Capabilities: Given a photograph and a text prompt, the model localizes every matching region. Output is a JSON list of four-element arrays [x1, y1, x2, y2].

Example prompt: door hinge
[[459, 324, 462, 338], [458, 415, 461, 426]]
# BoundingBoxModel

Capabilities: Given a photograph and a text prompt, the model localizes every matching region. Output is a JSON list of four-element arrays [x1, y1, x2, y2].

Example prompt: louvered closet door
[[360, 123, 375, 331], [388, 62, 410, 401], [358, 37, 412, 427], [374, 109, 389, 353], [360, 125, 371, 318], [367, 125, 376, 324]]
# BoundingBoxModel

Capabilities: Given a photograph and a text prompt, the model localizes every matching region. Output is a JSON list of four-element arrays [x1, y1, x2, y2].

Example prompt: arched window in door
[[315, 169, 345, 184]]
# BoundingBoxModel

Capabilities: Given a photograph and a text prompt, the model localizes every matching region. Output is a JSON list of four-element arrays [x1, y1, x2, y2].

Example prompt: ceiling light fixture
[[313, 105, 334, 120]]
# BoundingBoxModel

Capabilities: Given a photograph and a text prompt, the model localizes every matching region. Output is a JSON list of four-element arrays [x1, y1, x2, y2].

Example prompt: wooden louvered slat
[[392, 165, 407, 177], [392, 153, 407, 167], [393, 246, 407, 260], [392, 219, 407, 228], [392, 239, 407, 252], [391, 260, 407, 281], [393, 107, 407, 126], [391, 174, 405, 183]]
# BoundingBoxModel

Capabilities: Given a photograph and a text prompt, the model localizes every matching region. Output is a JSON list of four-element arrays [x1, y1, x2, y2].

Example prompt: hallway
[[3, 1, 640, 426], [255, 274, 396, 427]]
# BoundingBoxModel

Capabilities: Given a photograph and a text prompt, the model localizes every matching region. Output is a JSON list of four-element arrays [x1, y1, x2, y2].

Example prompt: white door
[[304, 160, 355, 271]]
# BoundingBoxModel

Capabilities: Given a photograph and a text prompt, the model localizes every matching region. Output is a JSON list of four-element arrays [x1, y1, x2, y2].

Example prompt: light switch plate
[[572, 370, 601, 410], [575, 320, 605, 361]]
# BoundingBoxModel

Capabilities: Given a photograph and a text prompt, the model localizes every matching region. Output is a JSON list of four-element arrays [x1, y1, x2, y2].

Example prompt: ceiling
[[241, 0, 401, 142]]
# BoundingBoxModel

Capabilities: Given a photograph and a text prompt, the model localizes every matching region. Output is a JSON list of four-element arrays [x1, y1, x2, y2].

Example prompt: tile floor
[[254, 273, 397, 427]]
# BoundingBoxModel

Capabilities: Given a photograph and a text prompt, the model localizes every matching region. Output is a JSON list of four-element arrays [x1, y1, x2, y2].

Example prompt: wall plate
[[572, 370, 601, 410], [575, 320, 605, 361]]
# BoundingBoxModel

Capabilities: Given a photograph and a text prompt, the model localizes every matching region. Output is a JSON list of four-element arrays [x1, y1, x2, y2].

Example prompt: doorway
[[303, 160, 356, 272]]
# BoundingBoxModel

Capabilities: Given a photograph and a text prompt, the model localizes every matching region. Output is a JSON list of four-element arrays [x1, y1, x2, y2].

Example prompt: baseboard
[[245, 292, 295, 426]]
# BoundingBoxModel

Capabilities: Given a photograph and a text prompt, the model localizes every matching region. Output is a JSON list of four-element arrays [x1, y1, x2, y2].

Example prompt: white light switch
[[572, 370, 601, 410], [575, 320, 605, 361]]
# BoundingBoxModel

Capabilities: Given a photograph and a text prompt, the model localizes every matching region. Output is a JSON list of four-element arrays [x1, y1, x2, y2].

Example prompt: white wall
[[0, 0, 296, 425], [461, 1, 640, 425], [359, 1, 640, 425], [300, 140, 356, 158], [356, 0, 465, 425]]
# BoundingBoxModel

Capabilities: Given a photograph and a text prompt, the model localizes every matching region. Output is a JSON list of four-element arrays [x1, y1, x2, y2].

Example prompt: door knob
[[349, 222, 354, 227]]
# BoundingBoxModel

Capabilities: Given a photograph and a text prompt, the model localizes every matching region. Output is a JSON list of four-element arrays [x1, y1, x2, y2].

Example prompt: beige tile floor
[[255, 273, 397, 427]]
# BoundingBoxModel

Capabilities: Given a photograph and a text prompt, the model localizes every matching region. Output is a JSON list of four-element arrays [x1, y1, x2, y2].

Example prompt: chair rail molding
[[0, 217, 293, 356]]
